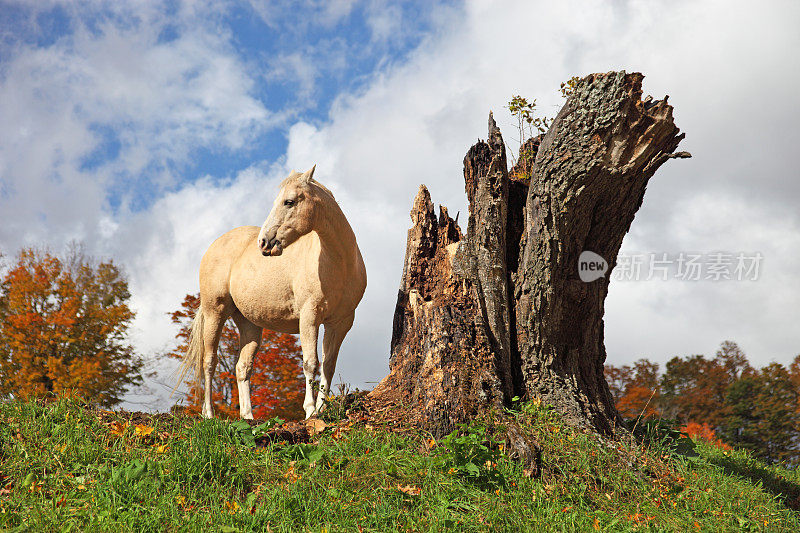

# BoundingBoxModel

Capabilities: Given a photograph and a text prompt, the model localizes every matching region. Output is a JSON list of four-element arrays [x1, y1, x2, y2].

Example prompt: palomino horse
[[179, 166, 367, 419]]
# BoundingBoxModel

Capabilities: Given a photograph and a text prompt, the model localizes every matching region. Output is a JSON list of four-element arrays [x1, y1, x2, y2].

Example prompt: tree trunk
[[370, 71, 689, 436], [372, 184, 507, 437]]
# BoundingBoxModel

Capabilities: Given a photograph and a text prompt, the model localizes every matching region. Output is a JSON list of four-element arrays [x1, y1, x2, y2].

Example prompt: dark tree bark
[[373, 186, 506, 437], [370, 71, 690, 436], [456, 113, 515, 403], [513, 71, 689, 434]]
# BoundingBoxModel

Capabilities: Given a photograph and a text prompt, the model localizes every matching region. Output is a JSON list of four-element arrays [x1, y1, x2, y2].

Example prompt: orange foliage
[[0, 248, 142, 406], [660, 346, 750, 427], [607, 343, 800, 462], [616, 385, 659, 420], [605, 359, 660, 421], [166, 294, 304, 420], [681, 421, 732, 450]]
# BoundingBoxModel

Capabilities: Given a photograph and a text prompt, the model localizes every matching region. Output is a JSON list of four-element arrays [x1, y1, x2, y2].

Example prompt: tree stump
[[370, 71, 690, 436]]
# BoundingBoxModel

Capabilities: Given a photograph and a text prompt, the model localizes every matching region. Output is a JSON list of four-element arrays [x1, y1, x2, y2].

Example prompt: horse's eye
[[284, 199, 295, 207]]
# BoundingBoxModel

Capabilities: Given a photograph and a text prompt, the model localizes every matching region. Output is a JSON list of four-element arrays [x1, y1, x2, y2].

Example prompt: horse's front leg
[[316, 315, 354, 413], [298, 312, 321, 419]]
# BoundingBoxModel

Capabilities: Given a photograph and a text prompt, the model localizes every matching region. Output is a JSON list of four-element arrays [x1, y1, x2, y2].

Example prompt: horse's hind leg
[[316, 314, 354, 413], [232, 312, 262, 420], [298, 310, 321, 419], [200, 304, 229, 418]]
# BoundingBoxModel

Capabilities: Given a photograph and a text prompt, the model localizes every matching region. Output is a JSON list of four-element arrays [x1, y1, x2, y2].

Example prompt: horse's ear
[[299, 165, 316, 184]]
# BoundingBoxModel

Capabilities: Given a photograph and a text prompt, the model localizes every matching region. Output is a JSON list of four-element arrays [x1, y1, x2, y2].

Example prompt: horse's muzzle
[[260, 237, 283, 257]]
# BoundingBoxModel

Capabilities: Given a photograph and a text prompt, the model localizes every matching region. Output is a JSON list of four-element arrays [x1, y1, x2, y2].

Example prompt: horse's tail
[[174, 311, 205, 397]]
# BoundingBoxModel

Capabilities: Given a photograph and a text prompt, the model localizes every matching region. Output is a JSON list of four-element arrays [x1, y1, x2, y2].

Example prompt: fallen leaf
[[134, 425, 154, 437], [283, 463, 300, 484], [108, 421, 128, 437], [305, 418, 327, 437], [225, 500, 239, 513], [397, 485, 422, 496]]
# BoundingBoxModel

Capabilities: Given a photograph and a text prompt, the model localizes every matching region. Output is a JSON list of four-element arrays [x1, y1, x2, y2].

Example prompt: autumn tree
[[716, 340, 752, 380], [0, 247, 142, 406], [788, 354, 800, 412], [604, 364, 631, 407], [722, 363, 800, 465], [659, 355, 727, 426], [660, 341, 751, 428], [604, 342, 800, 463], [166, 294, 304, 420], [604, 359, 661, 421]]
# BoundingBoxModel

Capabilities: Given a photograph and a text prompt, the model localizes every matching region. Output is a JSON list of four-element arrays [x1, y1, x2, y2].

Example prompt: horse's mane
[[281, 172, 336, 201], [310, 179, 335, 200]]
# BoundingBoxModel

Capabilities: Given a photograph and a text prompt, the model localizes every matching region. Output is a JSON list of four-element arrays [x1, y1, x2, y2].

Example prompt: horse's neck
[[314, 196, 359, 269]]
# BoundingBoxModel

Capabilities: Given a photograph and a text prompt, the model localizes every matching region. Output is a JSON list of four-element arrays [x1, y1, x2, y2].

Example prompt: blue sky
[[1, 0, 799, 411], [1, 1, 449, 212]]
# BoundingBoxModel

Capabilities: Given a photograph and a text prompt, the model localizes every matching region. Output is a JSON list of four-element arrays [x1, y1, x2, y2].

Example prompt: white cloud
[[247, 0, 359, 29], [265, 52, 319, 101], [0, 4, 273, 248], [364, 0, 404, 44], [607, 193, 800, 369]]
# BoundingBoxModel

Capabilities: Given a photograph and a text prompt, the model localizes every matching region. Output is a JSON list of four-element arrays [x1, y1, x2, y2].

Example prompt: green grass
[[1, 397, 798, 532]]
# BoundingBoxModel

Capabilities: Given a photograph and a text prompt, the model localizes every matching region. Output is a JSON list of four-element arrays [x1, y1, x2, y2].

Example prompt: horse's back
[[342, 245, 367, 316], [199, 226, 258, 310]]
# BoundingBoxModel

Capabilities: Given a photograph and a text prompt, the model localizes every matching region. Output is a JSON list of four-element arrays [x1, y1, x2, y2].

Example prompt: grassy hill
[[1, 396, 798, 532]]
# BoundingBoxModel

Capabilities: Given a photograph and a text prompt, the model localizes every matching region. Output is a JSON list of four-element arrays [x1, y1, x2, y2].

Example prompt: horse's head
[[258, 165, 318, 257]]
